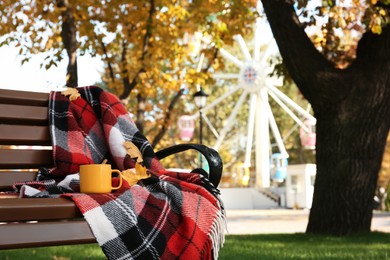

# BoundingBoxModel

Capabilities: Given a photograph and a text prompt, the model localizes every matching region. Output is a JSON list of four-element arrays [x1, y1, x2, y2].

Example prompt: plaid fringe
[[210, 195, 227, 260]]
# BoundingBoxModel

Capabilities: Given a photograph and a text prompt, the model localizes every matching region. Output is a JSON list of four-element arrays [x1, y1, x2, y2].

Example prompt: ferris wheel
[[192, 18, 316, 188]]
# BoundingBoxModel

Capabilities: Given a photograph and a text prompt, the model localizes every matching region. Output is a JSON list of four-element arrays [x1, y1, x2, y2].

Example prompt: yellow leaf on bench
[[123, 141, 143, 163], [122, 163, 151, 186], [61, 88, 81, 101]]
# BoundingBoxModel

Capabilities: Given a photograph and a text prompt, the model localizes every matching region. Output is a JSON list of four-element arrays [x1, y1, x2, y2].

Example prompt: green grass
[[1, 233, 390, 259], [0, 244, 105, 259], [219, 232, 390, 259]]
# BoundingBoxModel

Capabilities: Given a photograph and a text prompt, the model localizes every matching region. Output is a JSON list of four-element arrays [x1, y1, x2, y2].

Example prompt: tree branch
[[119, 0, 155, 100], [141, 0, 155, 61], [205, 48, 219, 72], [152, 89, 185, 147], [261, 0, 345, 104], [118, 40, 145, 100], [100, 39, 115, 83], [353, 26, 390, 69]]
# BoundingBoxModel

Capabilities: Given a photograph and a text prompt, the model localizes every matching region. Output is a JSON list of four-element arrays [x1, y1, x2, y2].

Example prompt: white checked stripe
[[84, 207, 120, 245]]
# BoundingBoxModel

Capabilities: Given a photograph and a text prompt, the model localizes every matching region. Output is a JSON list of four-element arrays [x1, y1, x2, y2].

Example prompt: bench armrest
[[155, 143, 223, 187]]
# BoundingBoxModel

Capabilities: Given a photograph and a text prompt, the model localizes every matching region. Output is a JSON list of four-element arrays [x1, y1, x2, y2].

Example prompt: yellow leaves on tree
[[1, 0, 258, 146]]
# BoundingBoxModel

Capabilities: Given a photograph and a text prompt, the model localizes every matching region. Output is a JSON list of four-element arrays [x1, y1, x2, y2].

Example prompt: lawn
[[1, 233, 390, 259], [220, 232, 390, 259]]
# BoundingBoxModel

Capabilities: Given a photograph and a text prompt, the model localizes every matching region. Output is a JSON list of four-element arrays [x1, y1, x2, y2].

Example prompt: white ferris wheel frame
[[191, 18, 316, 187]]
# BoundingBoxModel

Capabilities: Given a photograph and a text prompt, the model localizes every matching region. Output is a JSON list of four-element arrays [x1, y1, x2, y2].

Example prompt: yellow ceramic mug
[[79, 164, 123, 193]]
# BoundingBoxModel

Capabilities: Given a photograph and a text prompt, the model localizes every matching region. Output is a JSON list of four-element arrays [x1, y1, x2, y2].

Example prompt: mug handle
[[111, 169, 123, 190]]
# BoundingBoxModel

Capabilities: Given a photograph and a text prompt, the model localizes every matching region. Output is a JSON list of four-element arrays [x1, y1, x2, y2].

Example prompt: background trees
[[0, 0, 257, 148]]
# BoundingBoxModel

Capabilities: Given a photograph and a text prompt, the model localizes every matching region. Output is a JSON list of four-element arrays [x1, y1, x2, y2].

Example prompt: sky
[[0, 45, 103, 93]]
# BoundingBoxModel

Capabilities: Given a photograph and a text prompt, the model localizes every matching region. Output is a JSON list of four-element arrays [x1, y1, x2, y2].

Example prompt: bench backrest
[[0, 89, 53, 191]]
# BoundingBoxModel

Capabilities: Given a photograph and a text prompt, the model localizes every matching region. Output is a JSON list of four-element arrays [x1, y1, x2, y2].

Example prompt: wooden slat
[[0, 104, 48, 125], [0, 90, 95, 250], [0, 198, 82, 221], [0, 149, 53, 169], [0, 221, 96, 250], [0, 89, 49, 106], [0, 171, 37, 191], [0, 125, 50, 145]]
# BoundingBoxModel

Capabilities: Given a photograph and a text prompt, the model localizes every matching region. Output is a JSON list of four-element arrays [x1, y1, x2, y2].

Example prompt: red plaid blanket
[[18, 86, 225, 259]]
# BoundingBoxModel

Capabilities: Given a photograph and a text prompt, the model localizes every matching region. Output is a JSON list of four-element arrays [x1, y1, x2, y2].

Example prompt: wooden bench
[[0, 88, 222, 250]]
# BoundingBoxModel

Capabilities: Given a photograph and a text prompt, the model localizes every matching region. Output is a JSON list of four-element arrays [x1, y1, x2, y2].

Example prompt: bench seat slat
[[0, 171, 37, 191], [0, 125, 50, 145], [0, 89, 97, 250], [0, 221, 96, 250], [0, 198, 82, 222], [0, 149, 53, 169], [0, 89, 49, 106], [0, 104, 48, 125]]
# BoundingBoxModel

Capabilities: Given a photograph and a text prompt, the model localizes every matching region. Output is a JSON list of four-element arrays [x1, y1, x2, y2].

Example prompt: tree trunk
[[308, 90, 389, 234], [261, 0, 390, 235], [58, 0, 78, 87]]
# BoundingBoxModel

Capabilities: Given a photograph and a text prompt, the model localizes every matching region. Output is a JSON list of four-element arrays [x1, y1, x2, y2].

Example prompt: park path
[[225, 209, 390, 234]]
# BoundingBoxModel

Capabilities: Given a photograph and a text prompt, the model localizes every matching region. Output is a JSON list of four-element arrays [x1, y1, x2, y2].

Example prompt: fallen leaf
[[61, 88, 81, 101], [122, 163, 150, 186], [123, 141, 143, 163]]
